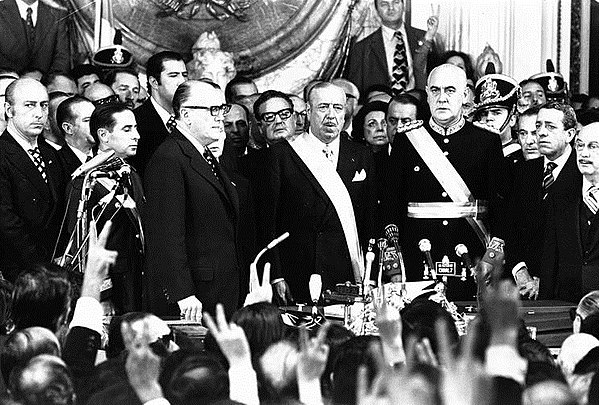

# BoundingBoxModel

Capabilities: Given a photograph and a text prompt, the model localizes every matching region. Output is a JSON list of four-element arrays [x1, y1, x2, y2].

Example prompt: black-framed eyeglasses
[[260, 108, 293, 123], [182, 104, 232, 116]]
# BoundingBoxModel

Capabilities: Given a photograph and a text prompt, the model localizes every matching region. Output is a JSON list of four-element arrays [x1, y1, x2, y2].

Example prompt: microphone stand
[[249, 232, 290, 292]]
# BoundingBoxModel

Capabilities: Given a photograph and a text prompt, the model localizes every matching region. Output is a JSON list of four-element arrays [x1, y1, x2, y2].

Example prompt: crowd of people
[[4, 0, 599, 403]]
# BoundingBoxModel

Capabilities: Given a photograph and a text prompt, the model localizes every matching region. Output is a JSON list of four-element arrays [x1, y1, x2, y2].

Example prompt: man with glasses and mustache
[[144, 80, 241, 319], [262, 82, 375, 305]]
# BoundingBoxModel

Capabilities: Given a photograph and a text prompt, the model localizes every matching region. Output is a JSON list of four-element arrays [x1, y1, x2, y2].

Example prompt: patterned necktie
[[323, 144, 334, 164], [28, 147, 48, 183], [392, 31, 408, 93], [585, 186, 599, 215], [166, 115, 176, 133], [542, 161, 557, 198], [25, 7, 35, 48], [203, 148, 221, 182]]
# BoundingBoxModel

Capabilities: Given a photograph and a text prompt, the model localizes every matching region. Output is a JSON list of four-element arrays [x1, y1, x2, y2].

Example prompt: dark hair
[[253, 90, 293, 121], [441, 51, 475, 82], [11, 265, 72, 333], [161, 349, 229, 405], [89, 102, 130, 145], [364, 84, 393, 102], [520, 78, 546, 93], [540, 101, 578, 130], [70, 64, 102, 83], [9, 355, 74, 405], [55, 96, 92, 137], [1, 327, 61, 386], [172, 81, 194, 120], [225, 75, 256, 103], [41, 72, 74, 88], [145, 51, 184, 95], [230, 302, 286, 360], [103, 68, 138, 87], [519, 104, 542, 119], [352, 100, 389, 143]]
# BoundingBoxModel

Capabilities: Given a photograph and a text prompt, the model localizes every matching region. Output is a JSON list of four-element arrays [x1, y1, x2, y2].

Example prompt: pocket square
[[352, 169, 366, 182]]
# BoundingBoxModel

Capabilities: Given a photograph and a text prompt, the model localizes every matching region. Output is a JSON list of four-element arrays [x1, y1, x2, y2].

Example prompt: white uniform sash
[[403, 122, 491, 247], [289, 135, 364, 283]]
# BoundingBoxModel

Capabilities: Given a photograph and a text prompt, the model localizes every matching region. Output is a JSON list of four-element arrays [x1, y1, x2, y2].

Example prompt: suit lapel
[[370, 28, 389, 80], [0, 132, 50, 198], [336, 136, 356, 187], [0, 0, 27, 47]]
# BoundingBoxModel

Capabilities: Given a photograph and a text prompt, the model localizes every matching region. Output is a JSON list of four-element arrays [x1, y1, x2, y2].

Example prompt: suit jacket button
[[442, 220, 448, 226]]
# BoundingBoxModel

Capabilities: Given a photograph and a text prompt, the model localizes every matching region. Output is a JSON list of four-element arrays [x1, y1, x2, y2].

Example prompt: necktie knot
[[545, 162, 557, 173], [542, 161, 557, 198]]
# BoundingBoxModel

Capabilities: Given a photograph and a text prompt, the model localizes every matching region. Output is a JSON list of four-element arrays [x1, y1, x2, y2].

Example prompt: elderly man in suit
[[345, 0, 443, 96], [144, 80, 240, 320], [507, 102, 580, 301], [264, 82, 376, 304], [132, 51, 188, 176], [0, 78, 66, 282], [0, 0, 70, 74]]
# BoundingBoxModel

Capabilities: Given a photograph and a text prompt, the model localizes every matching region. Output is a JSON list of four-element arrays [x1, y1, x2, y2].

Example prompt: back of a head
[[230, 302, 286, 359], [1, 327, 60, 386], [9, 354, 74, 405], [258, 339, 299, 402], [11, 265, 72, 333], [330, 335, 380, 405], [523, 381, 577, 405], [161, 350, 229, 405]]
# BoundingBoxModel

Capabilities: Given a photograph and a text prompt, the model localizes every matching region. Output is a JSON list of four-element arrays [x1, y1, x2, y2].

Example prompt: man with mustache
[[506, 102, 580, 301], [0, 78, 66, 281], [262, 82, 375, 304]]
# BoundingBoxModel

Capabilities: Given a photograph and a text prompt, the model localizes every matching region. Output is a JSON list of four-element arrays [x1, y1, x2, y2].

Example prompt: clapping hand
[[244, 262, 273, 306], [425, 4, 440, 41], [204, 303, 252, 368]]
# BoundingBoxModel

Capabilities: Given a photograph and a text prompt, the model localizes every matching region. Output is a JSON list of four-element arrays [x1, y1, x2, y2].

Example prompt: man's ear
[[566, 127, 577, 143], [148, 76, 159, 91], [508, 113, 518, 128], [4, 103, 12, 119], [97, 128, 108, 143], [61, 122, 73, 135]]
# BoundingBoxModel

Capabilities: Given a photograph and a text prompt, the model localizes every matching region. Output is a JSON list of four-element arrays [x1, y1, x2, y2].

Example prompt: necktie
[[323, 144, 334, 164], [203, 148, 221, 182], [392, 31, 408, 93], [25, 7, 35, 49], [166, 115, 176, 133], [542, 161, 557, 198], [28, 147, 48, 183], [585, 186, 599, 215]]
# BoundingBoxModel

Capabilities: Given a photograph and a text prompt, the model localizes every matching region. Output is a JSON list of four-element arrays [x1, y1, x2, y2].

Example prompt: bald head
[[426, 64, 468, 127], [83, 82, 115, 102], [5, 78, 49, 141]]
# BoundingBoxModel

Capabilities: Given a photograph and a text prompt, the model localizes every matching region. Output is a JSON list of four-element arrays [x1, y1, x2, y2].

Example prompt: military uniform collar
[[429, 116, 465, 136]]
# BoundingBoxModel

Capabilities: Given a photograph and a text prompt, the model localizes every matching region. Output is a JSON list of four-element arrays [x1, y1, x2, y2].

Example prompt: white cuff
[[511, 262, 527, 278], [298, 378, 324, 405], [143, 399, 170, 405], [271, 278, 284, 285], [69, 297, 103, 335], [485, 345, 527, 386]]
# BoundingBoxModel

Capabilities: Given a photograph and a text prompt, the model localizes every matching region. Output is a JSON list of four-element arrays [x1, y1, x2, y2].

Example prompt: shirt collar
[[150, 96, 173, 127], [305, 129, 340, 166], [583, 177, 597, 196], [8, 127, 38, 152], [68, 144, 91, 164], [15, 0, 38, 25], [381, 24, 407, 42], [429, 116, 466, 136], [543, 144, 571, 178], [177, 123, 206, 155]]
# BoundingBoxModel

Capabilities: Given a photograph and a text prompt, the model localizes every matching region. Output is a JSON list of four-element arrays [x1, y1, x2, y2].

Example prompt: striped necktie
[[584, 186, 599, 215], [28, 147, 48, 183], [542, 161, 557, 198], [392, 31, 408, 93], [203, 148, 221, 182], [166, 115, 176, 132]]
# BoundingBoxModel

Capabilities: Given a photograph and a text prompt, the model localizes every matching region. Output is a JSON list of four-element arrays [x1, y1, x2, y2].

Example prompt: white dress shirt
[[544, 144, 572, 181], [15, 0, 38, 25], [150, 96, 173, 129], [306, 130, 341, 168]]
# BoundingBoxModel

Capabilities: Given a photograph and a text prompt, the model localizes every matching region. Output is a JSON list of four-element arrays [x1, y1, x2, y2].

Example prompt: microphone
[[363, 239, 376, 292], [455, 244, 472, 281], [384, 224, 406, 283], [90, 165, 131, 179], [376, 238, 387, 288], [71, 150, 116, 179], [418, 239, 434, 280], [249, 232, 290, 292]]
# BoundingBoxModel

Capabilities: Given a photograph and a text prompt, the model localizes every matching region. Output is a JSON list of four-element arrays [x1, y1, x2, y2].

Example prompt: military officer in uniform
[[382, 64, 506, 299]]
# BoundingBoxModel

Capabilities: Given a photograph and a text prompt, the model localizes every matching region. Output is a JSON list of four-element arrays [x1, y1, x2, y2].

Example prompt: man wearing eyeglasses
[[262, 82, 375, 305], [144, 80, 241, 320]]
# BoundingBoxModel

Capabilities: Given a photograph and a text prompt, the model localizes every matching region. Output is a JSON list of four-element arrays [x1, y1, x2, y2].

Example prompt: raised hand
[[81, 220, 117, 299], [483, 279, 521, 346], [425, 4, 440, 41], [122, 318, 164, 403], [244, 262, 273, 306], [204, 303, 252, 368], [372, 285, 405, 365], [297, 323, 330, 381]]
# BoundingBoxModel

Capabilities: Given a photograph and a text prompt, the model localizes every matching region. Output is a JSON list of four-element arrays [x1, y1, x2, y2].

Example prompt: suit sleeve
[[144, 153, 196, 302], [50, 9, 71, 73]]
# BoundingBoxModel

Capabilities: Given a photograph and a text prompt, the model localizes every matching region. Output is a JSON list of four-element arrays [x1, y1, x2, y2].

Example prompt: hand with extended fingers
[[425, 4, 440, 41], [82, 220, 117, 299], [204, 303, 252, 368], [297, 323, 330, 382], [244, 262, 273, 306], [122, 318, 164, 403], [483, 279, 521, 347], [372, 285, 405, 365]]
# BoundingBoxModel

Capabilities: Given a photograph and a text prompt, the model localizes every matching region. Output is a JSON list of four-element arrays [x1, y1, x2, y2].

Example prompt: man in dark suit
[[55, 96, 96, 177], [263, 82, 376, 304], [144, 80, 240, 320], [345, 0, 443, 96], [507, 102, 580, 301], [132, 51, 188, 176], [0, 0, 70, 74], [0, 78, 66, 282]]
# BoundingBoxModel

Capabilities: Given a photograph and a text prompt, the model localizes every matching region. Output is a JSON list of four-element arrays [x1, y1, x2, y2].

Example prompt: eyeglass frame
[[259, 107, 294, 123], [181, 104, 232, 116]]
